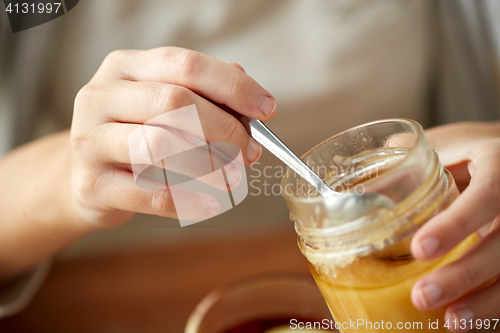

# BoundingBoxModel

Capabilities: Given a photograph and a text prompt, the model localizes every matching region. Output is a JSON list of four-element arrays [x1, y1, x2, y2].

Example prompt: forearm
[[0, 131, 95, 283]]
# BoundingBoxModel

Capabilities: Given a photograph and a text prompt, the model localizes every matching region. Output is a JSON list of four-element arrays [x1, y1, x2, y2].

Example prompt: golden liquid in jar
[[301, 148, 477, 333], [309, 234, 478, 333]]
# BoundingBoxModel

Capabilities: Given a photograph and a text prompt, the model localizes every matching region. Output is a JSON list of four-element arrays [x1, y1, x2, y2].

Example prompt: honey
[[309, 234, 478, 333]]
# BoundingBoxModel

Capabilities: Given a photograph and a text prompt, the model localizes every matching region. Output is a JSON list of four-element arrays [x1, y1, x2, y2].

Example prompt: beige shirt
[[1, 0, 434, 153]]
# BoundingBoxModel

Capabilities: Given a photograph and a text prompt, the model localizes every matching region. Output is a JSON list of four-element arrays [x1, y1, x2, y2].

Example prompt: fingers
[[76, 80, 261, 165], [92, 169, 220, 221], [411, 140, 500, 261], [93, 47, 276, 120], [425, 122, 500, 165], [89, 123, 242, 191], [411, 222, 500, 311], [425, 122, 500, 193], [444, 279, 500, 332], [410, 140, 500, 329], [71, 48, 270, 225]]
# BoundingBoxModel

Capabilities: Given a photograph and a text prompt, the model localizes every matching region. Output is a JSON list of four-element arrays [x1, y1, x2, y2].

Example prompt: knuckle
[[73, 169, 106, 205], [228, 62, 245, 72], [74, 84, 99, 110], [104, 49, 131, 66], [228, 72, 244, 96], [482, 176, 500, 205], [452, 216, 470, 239], [69, 111, 99, 157], [171, 49, 202, 80], [469, 139, 500, 204], [485, 140, 500, 203], [219, 116, 242, 142], [149, 85, 190, 113], [73, 84, 106, 125], [150, 189, 173, 215], [69, 128, 86, 154], [148, 85, 171, 113], [456, 265, 478, 290], [145, 126, 169, 155], [473, 179, 495, 203], [103, 49, 134, 79], [73, 174, 93, 203], [168, 85, 190, 110]]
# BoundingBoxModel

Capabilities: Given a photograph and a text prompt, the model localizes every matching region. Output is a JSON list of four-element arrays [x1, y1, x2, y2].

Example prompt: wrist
[[0, 131, 95, 280]]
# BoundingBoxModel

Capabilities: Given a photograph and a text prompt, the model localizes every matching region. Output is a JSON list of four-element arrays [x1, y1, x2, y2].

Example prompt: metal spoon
[[242, 117, 395, 220]]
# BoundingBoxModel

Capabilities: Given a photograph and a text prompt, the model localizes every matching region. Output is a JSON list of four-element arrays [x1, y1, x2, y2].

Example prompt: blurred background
[[1, 0, 500, 332]]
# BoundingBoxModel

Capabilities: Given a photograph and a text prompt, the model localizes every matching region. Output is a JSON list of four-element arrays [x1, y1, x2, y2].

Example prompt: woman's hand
[[410, 122, 500, 332], [71, 47, 276, 226], [0, 47, 275, 281]]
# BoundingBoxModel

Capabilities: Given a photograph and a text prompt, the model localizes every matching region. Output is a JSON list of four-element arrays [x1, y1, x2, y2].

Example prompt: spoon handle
[[244, 118, 338, 197]]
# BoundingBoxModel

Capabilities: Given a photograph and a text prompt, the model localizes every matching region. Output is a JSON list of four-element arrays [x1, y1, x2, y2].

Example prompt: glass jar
[[281, 119, 479, 333]]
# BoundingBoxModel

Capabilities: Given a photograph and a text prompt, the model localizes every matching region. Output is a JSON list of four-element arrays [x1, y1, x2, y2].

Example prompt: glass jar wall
[[281, 119, 478, 333]]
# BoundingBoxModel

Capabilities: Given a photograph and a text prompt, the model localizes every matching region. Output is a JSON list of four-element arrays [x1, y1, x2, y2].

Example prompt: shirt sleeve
[[0, 261, 51, 318]]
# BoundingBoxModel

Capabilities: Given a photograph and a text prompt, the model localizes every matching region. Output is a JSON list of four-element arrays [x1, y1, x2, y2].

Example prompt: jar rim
[[281, 118, 424, 204]]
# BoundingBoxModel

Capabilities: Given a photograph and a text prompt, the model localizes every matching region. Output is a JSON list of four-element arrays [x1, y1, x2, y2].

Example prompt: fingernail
[[225, 164, 241, 187], [453, 308, 474, 322], [258, 95, 276, 116], [417, 237, 440, 259], [208, 198, 220, 215], [418, 284, 442, 308], [247, 139, 262, 163]]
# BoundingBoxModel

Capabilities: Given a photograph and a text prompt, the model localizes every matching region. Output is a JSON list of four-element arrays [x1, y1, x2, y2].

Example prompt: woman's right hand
[[70, 47, 276, 227]]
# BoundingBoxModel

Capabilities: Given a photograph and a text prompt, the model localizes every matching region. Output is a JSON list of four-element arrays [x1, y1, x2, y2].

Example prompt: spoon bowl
[[243, 118, 395, 221]]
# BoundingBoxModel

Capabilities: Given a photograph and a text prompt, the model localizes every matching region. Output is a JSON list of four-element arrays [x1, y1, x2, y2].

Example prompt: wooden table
[[0, 227, 309, 333], [0, 225, 497, 333]]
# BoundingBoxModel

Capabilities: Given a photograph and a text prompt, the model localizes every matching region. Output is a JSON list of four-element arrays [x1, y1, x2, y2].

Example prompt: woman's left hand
[[411, 121, 500, 332]]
